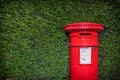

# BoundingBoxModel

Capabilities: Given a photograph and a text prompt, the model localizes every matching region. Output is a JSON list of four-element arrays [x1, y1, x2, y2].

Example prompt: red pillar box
[[64, 22, 104, 80]]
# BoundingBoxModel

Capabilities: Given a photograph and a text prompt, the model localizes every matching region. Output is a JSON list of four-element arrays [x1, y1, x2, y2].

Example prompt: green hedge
[[0, 0, 120, 80]]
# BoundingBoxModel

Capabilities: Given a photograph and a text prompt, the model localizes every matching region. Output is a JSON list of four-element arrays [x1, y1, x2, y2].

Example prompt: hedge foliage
[[0, 0, 120, 80]]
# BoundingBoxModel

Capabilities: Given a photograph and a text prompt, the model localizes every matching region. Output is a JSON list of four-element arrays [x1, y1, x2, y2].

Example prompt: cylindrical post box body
[[64, 22, 104, 80]]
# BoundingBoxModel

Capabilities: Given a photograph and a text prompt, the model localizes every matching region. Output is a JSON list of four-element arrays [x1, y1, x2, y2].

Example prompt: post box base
[[70, 46, 98, 80]]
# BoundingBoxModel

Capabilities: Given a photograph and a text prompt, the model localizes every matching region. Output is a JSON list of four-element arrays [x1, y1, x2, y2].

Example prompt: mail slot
[[79, 33, 92, 36]]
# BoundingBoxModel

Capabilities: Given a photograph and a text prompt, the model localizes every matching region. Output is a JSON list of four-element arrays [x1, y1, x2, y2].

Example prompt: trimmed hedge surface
[[0, 0, 120, 80]]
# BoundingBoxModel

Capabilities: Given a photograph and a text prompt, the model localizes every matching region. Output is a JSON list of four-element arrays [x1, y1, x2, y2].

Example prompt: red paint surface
[[70, 47, 98, 80], [64, 22, 104, 80]]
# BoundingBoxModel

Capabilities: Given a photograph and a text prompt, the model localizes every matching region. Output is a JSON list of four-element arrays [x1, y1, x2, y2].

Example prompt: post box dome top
[[64, 22, 104, 32]]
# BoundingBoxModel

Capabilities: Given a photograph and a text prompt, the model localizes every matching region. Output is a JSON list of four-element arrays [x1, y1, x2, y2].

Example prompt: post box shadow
[[64, 31, 69, 37], [64, 31, 70, 80], [64, 31, 70, 47]]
